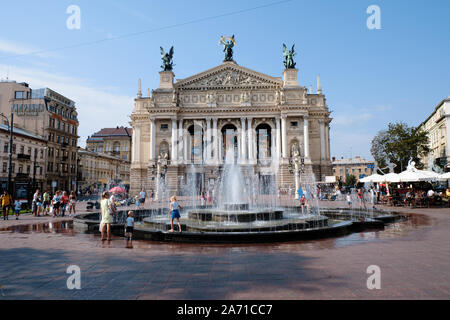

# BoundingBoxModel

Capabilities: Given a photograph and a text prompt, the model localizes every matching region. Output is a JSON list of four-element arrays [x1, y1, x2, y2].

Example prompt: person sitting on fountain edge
[[169, 196, 182, 233]]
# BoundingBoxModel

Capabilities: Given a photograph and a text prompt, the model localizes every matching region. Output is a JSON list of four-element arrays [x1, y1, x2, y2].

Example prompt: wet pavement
[[0, 202, 449, 299]]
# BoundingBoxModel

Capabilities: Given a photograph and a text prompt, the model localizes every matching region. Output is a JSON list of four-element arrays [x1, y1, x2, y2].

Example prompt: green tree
[[370, 122, 430, 173], [345, 174, 357, 186]]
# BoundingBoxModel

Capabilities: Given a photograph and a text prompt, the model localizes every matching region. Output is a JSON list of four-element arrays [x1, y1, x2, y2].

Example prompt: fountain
[[137, 148, 334, 243], [75, 134, 401, 243]]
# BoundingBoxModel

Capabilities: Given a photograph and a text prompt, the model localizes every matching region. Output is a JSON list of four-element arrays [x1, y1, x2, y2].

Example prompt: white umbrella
[[438, 172, 450, 180], [398, 169, 438, 182], [372, 172, 400, 183], [360, 174, 382, 183]]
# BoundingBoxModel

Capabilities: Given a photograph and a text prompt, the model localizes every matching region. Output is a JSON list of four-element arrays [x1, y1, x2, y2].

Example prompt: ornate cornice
[[175, 62, 282, 90]]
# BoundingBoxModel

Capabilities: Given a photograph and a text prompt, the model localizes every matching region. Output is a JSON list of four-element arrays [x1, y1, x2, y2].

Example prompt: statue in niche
[[172, 91, 177, 103], [206, 92, 217, 104], [240, 92, 251, 104], [160, 46, 174, 71], [291, 142, 300, 158], [282, 43, 296, 69]]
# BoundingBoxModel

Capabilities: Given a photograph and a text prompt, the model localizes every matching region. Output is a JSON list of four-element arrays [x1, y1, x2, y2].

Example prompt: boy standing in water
[[125, 211, 134, 241], [346, 193, 352, 209]]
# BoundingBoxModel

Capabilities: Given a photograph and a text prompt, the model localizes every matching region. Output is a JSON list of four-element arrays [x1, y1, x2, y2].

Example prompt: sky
[[0, 0, 449, 159]]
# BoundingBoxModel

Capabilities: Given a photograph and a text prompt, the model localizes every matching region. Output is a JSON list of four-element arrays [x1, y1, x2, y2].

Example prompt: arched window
[[113, 142, 120, 153], [221, 124, 238, 164], [256, 123, 272, 160], [188, 124, 204, 164]]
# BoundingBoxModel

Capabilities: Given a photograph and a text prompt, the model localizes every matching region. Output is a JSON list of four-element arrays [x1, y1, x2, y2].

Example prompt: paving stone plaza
[[0, 200, 449, 300]]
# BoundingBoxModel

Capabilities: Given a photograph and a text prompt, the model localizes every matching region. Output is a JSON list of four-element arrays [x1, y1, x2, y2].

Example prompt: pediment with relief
[[176, 63, 282, 89]]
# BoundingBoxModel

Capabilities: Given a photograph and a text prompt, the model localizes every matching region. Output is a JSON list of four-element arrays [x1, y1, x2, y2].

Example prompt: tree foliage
[[345, 174, 357, 186], [370, 122, 430, 173]]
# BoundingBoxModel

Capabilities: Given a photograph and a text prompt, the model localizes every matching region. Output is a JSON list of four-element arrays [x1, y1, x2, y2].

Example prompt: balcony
[[17, 153, 31, 161]]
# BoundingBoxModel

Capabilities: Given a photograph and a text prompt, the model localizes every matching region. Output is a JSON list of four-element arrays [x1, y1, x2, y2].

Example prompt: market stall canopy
[[360, 174, 383, 183], [372, 172, 400, 183], [397, 161, 440, 182], [438, 172, 450, 180]]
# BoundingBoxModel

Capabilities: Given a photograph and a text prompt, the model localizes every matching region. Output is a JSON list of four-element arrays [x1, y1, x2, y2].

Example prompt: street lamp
[[0, 113, 14, 195]]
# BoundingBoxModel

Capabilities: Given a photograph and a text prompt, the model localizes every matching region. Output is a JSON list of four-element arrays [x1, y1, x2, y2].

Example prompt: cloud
[[333, 112, 374, 126], [1, 64, 134, 148], [361, 105, 392, 113], [0, 39, 57, 59], [330, 129, 374, 160]]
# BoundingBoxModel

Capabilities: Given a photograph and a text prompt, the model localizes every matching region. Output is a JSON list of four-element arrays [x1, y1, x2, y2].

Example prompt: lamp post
[[0, 113, 14, 194]]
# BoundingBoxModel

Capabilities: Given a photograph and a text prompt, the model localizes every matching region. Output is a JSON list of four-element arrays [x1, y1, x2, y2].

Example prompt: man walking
[[1, 190, 13, 220]]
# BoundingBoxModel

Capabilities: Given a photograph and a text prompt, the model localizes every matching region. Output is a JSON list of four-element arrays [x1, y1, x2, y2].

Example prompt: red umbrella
[[109, 186, 126, 194]]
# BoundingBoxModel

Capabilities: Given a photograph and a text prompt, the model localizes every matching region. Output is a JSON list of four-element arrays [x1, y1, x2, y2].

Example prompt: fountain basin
[[133, 220, 352, 244], [188, 209, 284, 222]]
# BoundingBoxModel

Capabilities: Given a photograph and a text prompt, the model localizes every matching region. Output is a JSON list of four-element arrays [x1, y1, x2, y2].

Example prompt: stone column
[[241, 117, 247, 162], [281, 115, 287, 158], [171, 117, 177, 163], [319, 120, 325, 160], [212, 118, 218, 164], [206, 117, 212, 164], [303, 116, 310, 159], [276, 117, 281, 160], [178, 119, 183, 162], [131, 126, 137, 163], [150, 117, 156, 161], [184, 122, 189, 163], [247, 118, 253, 161], [325, 121, 330, 161]]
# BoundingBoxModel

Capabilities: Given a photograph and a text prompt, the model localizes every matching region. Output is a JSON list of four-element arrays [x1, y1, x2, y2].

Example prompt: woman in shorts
[[299, 194, 308, 215], [68, 191, 77, 217], [52, 191, 62, 217], [169, 196, 182, 233]]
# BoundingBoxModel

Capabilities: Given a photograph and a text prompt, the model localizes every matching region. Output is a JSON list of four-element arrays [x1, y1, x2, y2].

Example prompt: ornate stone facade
[[130, 60, 332, 197]]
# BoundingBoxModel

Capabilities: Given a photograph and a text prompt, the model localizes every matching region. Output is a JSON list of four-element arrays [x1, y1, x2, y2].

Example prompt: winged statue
[[282, 43, 296, 69], [160, 46, 174, 71], [219, 35, 236, 62]]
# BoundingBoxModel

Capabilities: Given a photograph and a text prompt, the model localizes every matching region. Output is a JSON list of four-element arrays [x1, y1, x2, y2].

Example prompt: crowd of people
[[0, 189, 78, 220]]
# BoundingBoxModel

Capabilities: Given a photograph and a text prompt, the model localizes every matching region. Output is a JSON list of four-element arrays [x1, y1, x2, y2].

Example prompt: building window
[[12, 144, 16, 154], [26, 165, 30, 174], [2, 162, 6, 173], [3, 143, 8, 153], [290, 121, 298, 127], [18, 165, 23, 173], [15, 91, 25, 99], [20, 145, 24, 154], [160, 124, 168, 130]]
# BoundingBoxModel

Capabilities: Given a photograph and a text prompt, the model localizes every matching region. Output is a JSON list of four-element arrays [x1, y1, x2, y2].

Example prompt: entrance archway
[[221, 124, 238, 164]]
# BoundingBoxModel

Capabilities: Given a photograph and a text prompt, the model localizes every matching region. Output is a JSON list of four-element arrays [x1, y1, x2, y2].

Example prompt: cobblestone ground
[[0, 200, 449, 300]]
